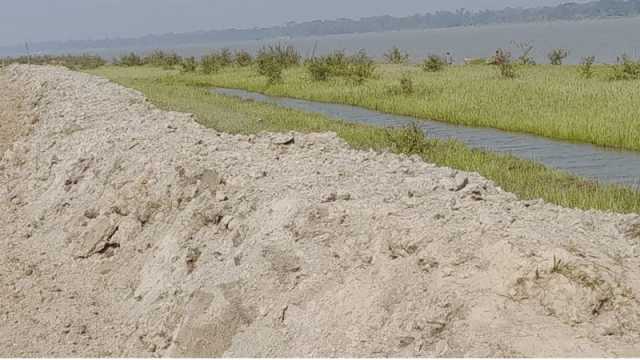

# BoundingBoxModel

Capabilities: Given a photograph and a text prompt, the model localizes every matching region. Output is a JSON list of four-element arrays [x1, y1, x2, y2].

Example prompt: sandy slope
[[1, 65, 640, 357]]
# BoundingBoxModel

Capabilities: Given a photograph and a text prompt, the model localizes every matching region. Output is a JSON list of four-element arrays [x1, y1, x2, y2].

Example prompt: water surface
[[213, 87, 640, 188]]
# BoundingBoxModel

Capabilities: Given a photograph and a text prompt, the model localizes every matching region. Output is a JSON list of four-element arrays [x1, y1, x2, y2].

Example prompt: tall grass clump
[[548, 48, 569, 65], [115, 52, 143, 67], [200, 49, 236, 74], [143, 50, 182, 68], [234, 50, 253, 67], [492, 49, 517, 79], [421, 55, 447, 72], [305, 57, 332, 81], [347, 50, 376, 84], [257, 44, 300, 68], [384, 123, 428, 155], [609, 55, 640, 81], [384, 46, 409, 64], [578, 56, 596, 79], [255, 44, 301, 84], [200, 54, 222, 74], [305, 50, 376, 84], [387, 72, 415, 96], [181, 57, 198, 73]]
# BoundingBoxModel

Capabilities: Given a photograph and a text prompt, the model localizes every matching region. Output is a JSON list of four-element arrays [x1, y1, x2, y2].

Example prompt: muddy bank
[[1, 65, 640, 357]]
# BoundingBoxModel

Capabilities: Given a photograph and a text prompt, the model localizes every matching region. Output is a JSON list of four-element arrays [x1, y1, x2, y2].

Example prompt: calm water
[[212, 87, 640, 188], [151, 17, 640, 64]]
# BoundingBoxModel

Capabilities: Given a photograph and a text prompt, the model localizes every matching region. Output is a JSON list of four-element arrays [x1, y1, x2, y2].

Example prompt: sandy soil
[[1, 64, 640, 357]]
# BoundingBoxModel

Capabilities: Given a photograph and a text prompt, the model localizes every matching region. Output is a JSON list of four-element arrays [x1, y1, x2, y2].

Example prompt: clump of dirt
[[1, 64, 640, 357]]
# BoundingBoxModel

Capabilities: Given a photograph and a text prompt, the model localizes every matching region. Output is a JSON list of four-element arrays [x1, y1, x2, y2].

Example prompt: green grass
[[179, 63, 640, 152], [88, 65, 640, 214]]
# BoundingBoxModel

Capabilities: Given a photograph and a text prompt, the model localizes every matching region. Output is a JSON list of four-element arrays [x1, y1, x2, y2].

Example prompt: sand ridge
[[1, 65, 640, 357]]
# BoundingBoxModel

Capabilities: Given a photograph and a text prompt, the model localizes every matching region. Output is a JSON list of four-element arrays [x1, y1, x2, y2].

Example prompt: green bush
[[234, 50, 253, 67], [387, 73, 415, 96], [256, 43, 300, 68], [143, 50, 181, 68], [548, 48, 569, 65], [384, 46, 409, 64], [115, 52, 143, 67], [304, 49, 375, 83], [256, 55, 284, 84], [181, 57, 197, 73], [347, 50, 376, 84], [306, 58, 331, 81], [200, 54, 222, 74], [578, 56, 596, 79], [421, 55, 446, 72], [609, 55, 640, 81], [384, 123, 428, 155]]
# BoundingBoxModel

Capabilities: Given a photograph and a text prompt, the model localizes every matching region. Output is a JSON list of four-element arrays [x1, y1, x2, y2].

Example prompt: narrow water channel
[[212, 88, 640, 188]]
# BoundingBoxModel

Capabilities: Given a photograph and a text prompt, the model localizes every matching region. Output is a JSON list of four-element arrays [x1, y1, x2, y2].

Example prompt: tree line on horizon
[[1, 0, 640, 56]]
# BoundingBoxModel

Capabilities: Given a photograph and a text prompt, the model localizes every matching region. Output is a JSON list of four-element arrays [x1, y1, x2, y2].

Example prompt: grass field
[[176, 63, 640, 152], [89, 65, 640, 214]]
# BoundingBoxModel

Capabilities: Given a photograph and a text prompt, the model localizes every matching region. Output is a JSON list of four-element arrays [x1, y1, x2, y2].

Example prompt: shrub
[[399, 73, 414, 95], [200, 54, 222, 74], [306, 58, 331, 81], [234, 50, 253, 67], [548, 48, 569, 65], [181, 57, 197, 73], [347, 50, 376, 84], [115, 52, 143, 67], [493, 49, 517, 79], [217, 48, 234, 67], [387, 73, 415, 96], [256, 43, 300, 68], [421, 55, 446, 72], [384, 46, 409, 64], [384, 123, 427, 155], [514, 41, 536, 65], [304, 49, 375, 83], [256, 55, 284, 84], [609, 55, 640, 81], [578, 56, 596, 79], [143, 50, 181, 68]]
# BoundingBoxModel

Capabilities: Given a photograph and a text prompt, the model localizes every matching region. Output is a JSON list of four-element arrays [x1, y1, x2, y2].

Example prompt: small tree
[[578, 56, 596, 79], [513, 41, 536, 65], [384, 46, 409, 64], [548, 48, 569, 65]]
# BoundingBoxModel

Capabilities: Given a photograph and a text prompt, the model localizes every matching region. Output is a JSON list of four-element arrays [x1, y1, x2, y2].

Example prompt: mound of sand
[[1, 65, 640, 357]]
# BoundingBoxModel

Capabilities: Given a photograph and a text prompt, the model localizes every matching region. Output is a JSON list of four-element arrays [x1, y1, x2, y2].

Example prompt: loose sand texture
[[1, 65, 640, 357]]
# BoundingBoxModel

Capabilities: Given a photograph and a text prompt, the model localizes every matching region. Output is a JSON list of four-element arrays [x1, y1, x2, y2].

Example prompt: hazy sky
[[1, 0, 586, 46]]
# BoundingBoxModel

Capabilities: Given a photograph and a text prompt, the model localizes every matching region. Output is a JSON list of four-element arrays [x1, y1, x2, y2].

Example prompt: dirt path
[[1, 64, 640, 357]]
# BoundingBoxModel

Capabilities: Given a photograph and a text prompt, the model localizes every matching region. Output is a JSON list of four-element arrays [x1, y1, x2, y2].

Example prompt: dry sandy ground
[[2, 64, 640, 357]]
